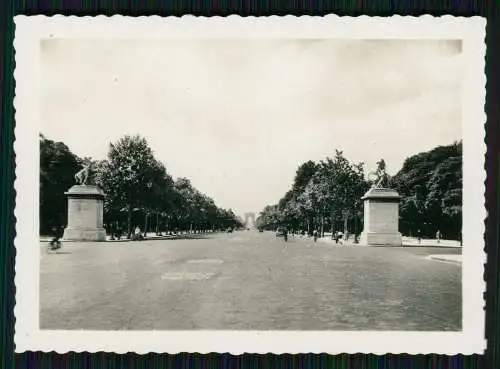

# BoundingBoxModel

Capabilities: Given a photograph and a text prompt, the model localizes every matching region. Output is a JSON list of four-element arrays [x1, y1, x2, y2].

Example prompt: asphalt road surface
[[40, 230, 461, 330]]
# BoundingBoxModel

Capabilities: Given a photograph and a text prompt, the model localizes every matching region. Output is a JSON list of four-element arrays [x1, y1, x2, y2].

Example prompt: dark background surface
[[1, 1, 498, 368]]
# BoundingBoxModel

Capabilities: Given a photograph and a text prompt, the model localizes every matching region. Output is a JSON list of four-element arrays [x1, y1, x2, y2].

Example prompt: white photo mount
[[13, 15, 486, 354]]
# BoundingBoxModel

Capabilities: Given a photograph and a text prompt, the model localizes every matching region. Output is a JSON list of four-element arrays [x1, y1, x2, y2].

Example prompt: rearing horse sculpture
[[75, 161, 95, 185], [367, 159, 391, 189]]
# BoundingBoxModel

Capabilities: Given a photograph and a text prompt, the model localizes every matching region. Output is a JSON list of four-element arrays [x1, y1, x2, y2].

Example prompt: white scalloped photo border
[[13, 15, 487, 354]]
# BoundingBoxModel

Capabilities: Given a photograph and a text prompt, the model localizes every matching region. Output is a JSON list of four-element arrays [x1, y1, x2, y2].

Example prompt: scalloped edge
[[12, 14, 487, 355]]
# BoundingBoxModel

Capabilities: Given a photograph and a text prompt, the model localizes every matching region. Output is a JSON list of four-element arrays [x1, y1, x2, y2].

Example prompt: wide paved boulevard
[[40, 230, 461, 331]]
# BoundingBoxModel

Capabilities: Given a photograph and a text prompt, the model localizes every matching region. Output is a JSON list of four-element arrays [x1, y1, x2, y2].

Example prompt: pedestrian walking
[[334, 231, 340, 244], [116, 223, 122, 240], [283, 228, 288, 242], [417, 229, 422, 244], [48, 225, 63, 251], [436, 230, 441, 244], [313, 229, 318, 242], [133, 226, 143, 241], [336, 231, 344, 245]]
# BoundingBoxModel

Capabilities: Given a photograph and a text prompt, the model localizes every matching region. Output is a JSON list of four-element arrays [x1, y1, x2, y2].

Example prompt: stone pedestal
[[63, 185, 106, 241], [359, 187, 402, 246]]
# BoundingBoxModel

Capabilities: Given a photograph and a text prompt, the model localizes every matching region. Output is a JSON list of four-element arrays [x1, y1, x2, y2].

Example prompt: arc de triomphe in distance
[[244, 212, 256, 228]]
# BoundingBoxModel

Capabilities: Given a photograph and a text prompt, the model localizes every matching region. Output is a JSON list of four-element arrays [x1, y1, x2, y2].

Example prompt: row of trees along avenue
[[256, 142, 462, 241], [40, 134, 243, 237]]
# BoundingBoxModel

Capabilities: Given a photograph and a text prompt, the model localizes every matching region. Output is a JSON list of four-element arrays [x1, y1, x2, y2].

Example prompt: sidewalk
[[402, 236, 462, 248], [317, 236, 355, 246], [292, 233, 356, 246], [312, 234, 462, 248], [40, 231, 218, 243]]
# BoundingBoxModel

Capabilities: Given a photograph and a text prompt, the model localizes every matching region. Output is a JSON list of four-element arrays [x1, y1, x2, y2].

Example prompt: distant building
[[244, 212, 256, 228]]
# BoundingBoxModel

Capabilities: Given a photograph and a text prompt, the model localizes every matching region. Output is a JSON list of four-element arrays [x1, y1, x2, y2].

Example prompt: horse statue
[[75, 160, 96, 186], [367, 159, 392, 189]]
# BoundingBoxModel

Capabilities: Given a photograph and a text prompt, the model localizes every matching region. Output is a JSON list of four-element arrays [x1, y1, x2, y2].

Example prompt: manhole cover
[[161, 272, 216, 281], [186, 259, 223, 265]]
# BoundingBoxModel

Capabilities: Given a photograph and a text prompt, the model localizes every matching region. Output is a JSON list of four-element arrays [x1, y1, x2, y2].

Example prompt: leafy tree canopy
[[40, 134, 81, 233], [393, 141, 462, 238]]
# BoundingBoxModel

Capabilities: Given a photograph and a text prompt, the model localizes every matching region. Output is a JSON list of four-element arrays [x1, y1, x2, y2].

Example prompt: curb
[[40, 233, 219, 243]]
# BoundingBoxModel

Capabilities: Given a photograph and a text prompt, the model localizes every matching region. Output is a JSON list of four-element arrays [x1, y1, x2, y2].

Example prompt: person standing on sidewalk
[[436, 230, 441, 244]]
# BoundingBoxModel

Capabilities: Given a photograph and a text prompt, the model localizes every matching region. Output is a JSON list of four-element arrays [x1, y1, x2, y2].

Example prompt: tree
[[39, 134, 81, 234], [95, 135, 164, 237], [399, 189, 425, 237], [258, 151, 367, 237], [425, 156, 462, 238], [256, 205, 281, 230], [292, 160, 319, 195], [282, 197, 302, 231], [309, 151, 367, 237], [171, 178, 238, 233], [278, 189, 294, 211], [173, 177, 198, 232], [393, 142, 462, 239], [92, 159, 122, 231]]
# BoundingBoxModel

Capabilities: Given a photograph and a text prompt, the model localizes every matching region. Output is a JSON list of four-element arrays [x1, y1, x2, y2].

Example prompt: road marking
[[227, 237, 244, 242], [426, 255, 462, 265], [186, 259, 223, 265], [161, 272, 216, 281]]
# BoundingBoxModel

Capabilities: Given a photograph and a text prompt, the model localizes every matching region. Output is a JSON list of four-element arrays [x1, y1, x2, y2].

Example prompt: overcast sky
[[40, 39, 462, 216]]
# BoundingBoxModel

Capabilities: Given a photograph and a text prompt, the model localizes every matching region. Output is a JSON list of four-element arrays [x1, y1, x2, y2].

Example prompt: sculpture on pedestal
[[74, 159, 96, 185], [359, 159, 402, 246], [62, 160, 106, 241], [368, 159, 392, 189]]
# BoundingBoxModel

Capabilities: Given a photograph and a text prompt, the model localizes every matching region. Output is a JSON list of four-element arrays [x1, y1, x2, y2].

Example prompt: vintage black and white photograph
[[14, 16, 486, 354]]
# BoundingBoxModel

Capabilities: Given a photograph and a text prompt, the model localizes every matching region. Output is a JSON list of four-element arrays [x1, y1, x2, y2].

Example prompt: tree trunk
[[353, 206, 357, 235], [144, 213, 149, 237], [127, 205, 132, 239], [330, 209, 335, 239]]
